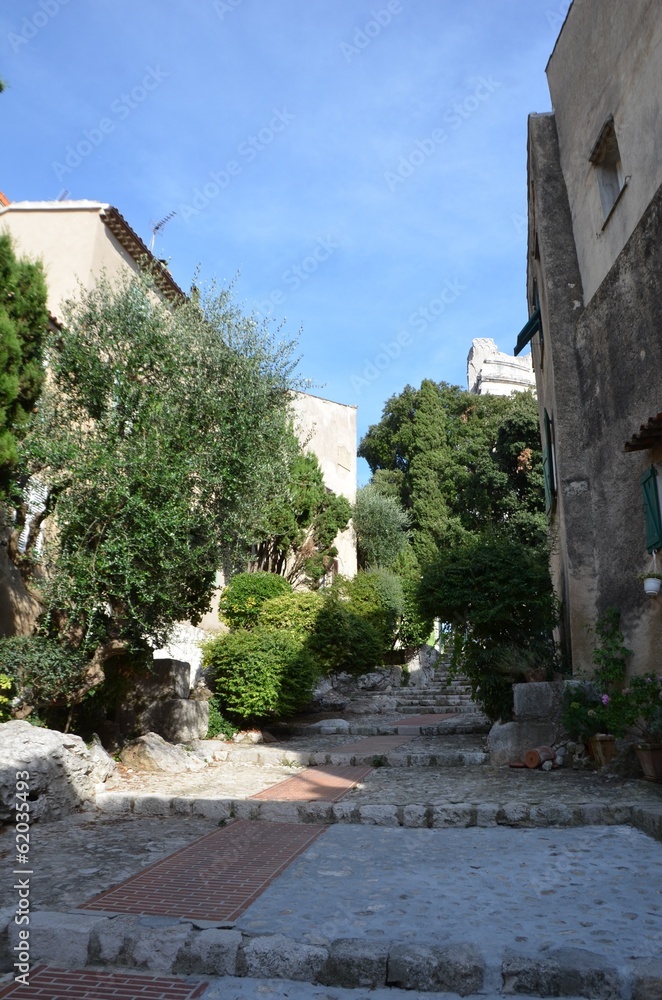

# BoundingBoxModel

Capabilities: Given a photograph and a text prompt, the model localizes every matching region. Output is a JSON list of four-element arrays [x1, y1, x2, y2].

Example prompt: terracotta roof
[[624, 412, 662, 452], [99, 205, 185, 304]]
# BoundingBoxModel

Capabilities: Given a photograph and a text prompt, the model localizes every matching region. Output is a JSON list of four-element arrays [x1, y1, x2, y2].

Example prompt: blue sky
[[0, 0, 569, 482]]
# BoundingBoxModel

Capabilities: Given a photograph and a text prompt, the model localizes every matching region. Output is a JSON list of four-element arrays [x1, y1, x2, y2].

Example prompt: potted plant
[[622, 674, 662, 781], [562, 609, 631, 765], [638, 572, 662, 597]]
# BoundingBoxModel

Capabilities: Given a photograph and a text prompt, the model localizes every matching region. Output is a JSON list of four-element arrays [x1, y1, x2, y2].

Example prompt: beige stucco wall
[[0, 201, 144, 322], [290, 391, 357, 579], [547, 0, 662, 304]]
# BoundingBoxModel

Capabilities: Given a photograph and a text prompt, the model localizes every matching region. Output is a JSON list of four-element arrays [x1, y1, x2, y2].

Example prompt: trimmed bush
[[258, 590, 324, 637], [307, 596, 385, 676], [202, 627, 319, 723], [336, 569, 404, 652], [218, 571, 292, 630]]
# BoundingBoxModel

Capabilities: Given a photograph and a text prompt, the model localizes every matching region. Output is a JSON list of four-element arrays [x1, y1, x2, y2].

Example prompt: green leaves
[[16, 272, 302, 662], [0, 233, 48, 491]]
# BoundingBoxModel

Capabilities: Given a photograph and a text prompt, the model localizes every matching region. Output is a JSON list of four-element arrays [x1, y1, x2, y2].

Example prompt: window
[[641, 465, 662, 553], [590, 117, 625, 222]]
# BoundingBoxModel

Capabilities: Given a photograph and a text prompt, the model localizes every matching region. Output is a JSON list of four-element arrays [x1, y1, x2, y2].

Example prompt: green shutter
[[641, 465, 662, 552], [542, 410, 556, 517]]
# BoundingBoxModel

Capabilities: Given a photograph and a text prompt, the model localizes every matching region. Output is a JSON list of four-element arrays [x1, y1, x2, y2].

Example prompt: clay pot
[[587, 734, 616, 766], [635, 743, 662, 781]]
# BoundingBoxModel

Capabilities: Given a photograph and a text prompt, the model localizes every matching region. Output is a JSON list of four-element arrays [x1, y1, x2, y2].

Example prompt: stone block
[[387, 943, 484, 994], [498, 802, 531, 826], [476, 803, 498, 827], [297, 801, 333, 825], [95, 791, 133, 815], [190, 798, 232, 822], [175, 928, 241, 976], [258, 802, 301, 824], [632, 958, 662, 1000], [488, 719, 558, 766], [529, 803, 573, 826], [431, 803, 475, 827], [238, 933, 327, 981], [130, 921, 192, 972], [132, 794, 173, 817], [513, 681, 565, 720], [90, 913, 138, 965], [317, 938, 388, 988], [358, 805, 399, 826], [9, 911, 105, 967], [402, 804, 428, 827], [502, 947, 622, 999], [142, 699, 209, 743], [331, 801, 359, 824]]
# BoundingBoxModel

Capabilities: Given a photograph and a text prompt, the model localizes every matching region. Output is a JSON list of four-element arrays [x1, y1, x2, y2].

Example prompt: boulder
[[488, 720, 558, 766], [119, 732, 207, 772], [0, 721, 112, 823]]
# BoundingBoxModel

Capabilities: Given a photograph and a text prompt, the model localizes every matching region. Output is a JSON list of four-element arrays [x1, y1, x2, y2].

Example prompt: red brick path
[[395, 713, 457, 726], [251, 764, 372, 801], [336, 735, 414, 753], [0, 965, 207, 999], [79, 820, 326, 921]]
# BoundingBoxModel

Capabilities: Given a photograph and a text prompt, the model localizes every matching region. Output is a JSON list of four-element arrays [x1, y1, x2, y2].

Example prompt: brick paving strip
[[395, 713, 456, 727], [331, 735, 414, 754], [250, 764, 373, 801], [0, 964, 207, 999], [78, 820, 326, 921]]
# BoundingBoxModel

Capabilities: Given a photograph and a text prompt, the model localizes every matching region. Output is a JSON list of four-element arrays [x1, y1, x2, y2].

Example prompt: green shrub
[[396, 578, 434, 649], [336, 570, 404, 651], [203, 627, 318, 723], [0, 636, 88, 711], [307, 596, 385, 676], [258, 590, 324, 637], [218, 571, 292, 630], [0, 673, 12, 721], [206, 696, 239, 739]]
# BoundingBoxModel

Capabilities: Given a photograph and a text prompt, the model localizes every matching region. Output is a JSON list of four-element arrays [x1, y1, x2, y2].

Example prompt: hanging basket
[[643, 577, 662, 596]]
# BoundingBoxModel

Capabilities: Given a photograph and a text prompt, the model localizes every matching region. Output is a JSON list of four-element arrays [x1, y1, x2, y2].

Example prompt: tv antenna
[[149, 210, 177, 252]]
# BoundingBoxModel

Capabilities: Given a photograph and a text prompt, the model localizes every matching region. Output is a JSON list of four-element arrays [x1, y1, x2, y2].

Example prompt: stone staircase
[[394, 658, 479, 716]]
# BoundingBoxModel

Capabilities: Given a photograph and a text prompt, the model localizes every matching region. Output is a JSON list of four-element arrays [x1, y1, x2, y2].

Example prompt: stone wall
[[488, 681, 567, 765]]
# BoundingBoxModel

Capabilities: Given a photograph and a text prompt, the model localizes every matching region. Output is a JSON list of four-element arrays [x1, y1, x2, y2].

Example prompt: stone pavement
[[2, 716, 662, 998]]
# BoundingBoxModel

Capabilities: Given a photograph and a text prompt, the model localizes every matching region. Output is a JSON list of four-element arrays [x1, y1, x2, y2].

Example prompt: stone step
[[12, 908, 659, 1000], [216, 746, 489, 769]]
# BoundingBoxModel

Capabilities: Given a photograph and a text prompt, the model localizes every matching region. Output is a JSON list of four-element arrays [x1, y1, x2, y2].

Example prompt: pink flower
[[601, 694, 610, 705]]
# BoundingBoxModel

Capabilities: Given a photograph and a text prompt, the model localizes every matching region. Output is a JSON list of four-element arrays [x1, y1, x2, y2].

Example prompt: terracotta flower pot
[[587, 734, 616, 766], [635, 743, 662, 781]]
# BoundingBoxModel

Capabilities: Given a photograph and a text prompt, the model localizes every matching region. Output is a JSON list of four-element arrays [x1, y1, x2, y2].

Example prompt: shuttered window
[[641, 465, 662, 553], [542, 409, 557, 517]]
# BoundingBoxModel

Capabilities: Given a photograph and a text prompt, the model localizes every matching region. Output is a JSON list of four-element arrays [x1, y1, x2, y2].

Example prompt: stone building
[[466, 338, 535, 396], [0, 198, 357, 639], [516, 0, 662, 674]]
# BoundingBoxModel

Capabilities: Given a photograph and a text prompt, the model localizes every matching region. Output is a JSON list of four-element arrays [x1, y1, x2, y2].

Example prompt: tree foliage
[[12, 273, 303, 668], [218, 571, 293, 630], [352, 483, 410, 569], [0, 233, 49, 493], [420, 534, 558, 721], [359, 380, 546, 565], [251, 443, 351, 587]]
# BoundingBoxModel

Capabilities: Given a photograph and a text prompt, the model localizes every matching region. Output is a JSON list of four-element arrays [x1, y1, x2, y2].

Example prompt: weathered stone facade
[[467, 338, 535, 396], [525, 0, 662, 675]]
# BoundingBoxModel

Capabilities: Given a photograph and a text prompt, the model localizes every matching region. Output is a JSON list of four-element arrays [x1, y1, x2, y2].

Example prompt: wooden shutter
[[542, 410, 556, 517], [641, 465, 662, 553]]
